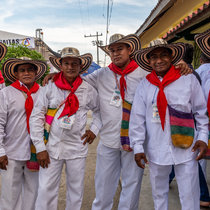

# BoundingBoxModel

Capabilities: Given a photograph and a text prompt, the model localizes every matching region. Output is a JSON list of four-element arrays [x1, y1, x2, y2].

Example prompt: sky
[[0, 0, 158, 66]]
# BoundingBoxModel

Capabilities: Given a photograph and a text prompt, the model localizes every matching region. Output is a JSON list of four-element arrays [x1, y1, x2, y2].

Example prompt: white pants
[[92, 142, 144, 210], [149, 160, 200, 210], [35, 157, 86, 210], [0, 159, 39, 210], [199, 159, 207, 178]]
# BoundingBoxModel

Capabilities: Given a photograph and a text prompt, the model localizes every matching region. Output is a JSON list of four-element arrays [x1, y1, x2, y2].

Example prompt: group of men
[[0, 28, 209, 210]]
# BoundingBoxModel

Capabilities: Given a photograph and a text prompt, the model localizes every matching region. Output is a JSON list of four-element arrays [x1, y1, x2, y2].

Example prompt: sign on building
[[0, 37, 35, 48]]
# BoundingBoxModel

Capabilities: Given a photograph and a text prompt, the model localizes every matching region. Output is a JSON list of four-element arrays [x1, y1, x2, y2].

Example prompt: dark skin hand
[[36, 150, 50, 168], [135, 153, 149, 169], [175, 61, 192, 75], [192, 140, 208, 161], [42, 72, 57, 86], [0, 155, 8, 170], [81, 130, 96, 145]]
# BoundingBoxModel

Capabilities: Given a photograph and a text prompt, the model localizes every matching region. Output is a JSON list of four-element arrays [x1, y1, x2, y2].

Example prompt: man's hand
[[36, 150, 50, 168], [0, 155, 8, 170], [81, 130, 96, 145], [192, 140, 208, 161], [42, 73, 57, 86], [135, 153, 148, 169], [175, 60, 192, 75]]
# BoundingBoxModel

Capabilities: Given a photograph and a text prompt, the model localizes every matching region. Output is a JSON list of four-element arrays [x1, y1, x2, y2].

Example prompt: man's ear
[[14, 71, 18, 79], [58, 64, 63, 71], [128, 46, 132, 56]]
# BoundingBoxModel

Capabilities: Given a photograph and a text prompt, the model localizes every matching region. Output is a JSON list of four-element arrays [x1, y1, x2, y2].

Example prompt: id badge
[[59, 114, 75, 130], [152, 103, 161, 123], [110, 90, 122, 107]]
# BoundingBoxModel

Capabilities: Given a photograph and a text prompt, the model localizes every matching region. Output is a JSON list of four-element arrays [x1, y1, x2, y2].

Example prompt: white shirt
[[29, 80, 101, 160], [0, 83, 5, 90], [129, 74, 209, 165], [0, 84, 40, 160], [196, 63, 210, 100], [84, 66, 149, 149]]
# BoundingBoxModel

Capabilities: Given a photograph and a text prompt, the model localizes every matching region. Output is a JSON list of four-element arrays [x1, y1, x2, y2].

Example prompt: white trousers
[[0, 159, 39, 210], [92, 142, 144, 210], [149, 160, 200, 210], [35, 157, 86, 210]]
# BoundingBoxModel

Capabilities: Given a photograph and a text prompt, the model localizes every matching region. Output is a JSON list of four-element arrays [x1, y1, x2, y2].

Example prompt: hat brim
[[0, 43, 7, 61], [99, 34, 141, 57], [49, 53, 93, 73], [2, 58, 48, 82], [195, 29, 210, 58], [133, 43, 186, 72]]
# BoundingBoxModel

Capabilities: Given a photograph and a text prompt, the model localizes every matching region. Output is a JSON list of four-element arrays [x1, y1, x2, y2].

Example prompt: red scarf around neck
[[109, 59, 139, 101], [11, 80, 40, 133], [0, 70, 4, 84], [146, 65, 181, 130], [54, 72, 83, 119]]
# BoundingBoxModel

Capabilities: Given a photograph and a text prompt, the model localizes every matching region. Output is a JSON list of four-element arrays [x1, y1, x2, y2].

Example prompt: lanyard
[[113, 72, 120, 90]]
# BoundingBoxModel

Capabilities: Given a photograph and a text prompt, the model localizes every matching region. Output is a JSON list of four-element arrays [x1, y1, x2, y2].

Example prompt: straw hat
[[49, 47, 93, 73], [99, 33, 141, 57], [195, 29, 210, 58], [2, 57, 48, 82], [0, 43, 7, 61], [133, 39, 186, 72]]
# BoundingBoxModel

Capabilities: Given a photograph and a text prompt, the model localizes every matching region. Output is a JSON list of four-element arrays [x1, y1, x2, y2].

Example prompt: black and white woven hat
[[195, 29, 210, 58], [49, 47, 93, 73], [2, 57, 48, 82], [99, 33, 141, 57], [0, 43, 7, 61], [133, 39, 186, 72]]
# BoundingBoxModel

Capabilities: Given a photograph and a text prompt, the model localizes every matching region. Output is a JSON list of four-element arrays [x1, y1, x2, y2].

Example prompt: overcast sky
[[0, 0, 158, 66]]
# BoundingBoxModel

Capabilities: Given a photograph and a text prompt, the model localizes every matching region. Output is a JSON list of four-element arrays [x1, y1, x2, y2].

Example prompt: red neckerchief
[[146, 65, 181, 130], [11, 80, 40, 133], [108, 59, 139, 101], [0, 70, 4, 84], [54, 72, 83, 119]]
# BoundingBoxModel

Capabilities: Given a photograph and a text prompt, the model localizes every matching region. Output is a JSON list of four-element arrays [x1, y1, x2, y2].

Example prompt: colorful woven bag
[[26, 108, 58, 171], [121, 100, 133, 152], [168, 105, 195, 149]]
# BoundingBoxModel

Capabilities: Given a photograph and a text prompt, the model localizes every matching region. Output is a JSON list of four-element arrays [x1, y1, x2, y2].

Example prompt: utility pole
[[84, 32, 103, 65]]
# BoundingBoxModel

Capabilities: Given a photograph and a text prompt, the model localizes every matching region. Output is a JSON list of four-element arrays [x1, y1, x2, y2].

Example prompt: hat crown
[[61, 47, 80, 58], [149, 39, 168, 47], [109, 34, 124, 45]]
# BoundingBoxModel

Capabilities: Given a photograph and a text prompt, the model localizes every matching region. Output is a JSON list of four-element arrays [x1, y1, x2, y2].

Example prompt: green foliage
[[0, 44, 49, 86]]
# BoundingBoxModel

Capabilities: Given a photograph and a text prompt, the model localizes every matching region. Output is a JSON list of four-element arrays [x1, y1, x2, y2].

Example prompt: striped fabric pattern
[[121, 100, 133, 152], [26, 108, 58, 171], [168, 105, 194, 149]]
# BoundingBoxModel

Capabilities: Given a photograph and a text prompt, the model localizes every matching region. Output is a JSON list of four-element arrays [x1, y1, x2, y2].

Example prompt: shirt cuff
[[90, 124, 100, 136], [33, 140, 46, 153], [133, 144, 144, 155], [0, 148, 6, 157], [197, 132, 208, 145]]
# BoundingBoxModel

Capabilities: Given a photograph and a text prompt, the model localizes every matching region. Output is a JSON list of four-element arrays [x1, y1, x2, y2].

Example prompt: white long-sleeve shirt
[[129, 74, 209, 165], [196, 63, 210, 100], [0, 85, 40, 160], [84, 66, 148, 149], [29, 80, 101, 160]]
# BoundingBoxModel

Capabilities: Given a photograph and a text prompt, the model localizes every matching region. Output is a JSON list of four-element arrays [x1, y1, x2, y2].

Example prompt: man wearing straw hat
[[0, 57, 47, 210], [29, 47, 100, 210], [194, 29, 210, 207], [129, 39, 208, 210], [0, 43, 7, 89]]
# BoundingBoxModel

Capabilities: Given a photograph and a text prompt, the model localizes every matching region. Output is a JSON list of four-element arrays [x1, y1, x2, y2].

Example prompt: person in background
[[0, 57, 47, 210]]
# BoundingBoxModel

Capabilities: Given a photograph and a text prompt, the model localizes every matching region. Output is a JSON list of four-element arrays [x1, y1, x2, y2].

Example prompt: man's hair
[[182, 43, 194, 64], [200, 52, 210, 63], [14, 63, 38, 72], [147, 47, 172, 59]]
